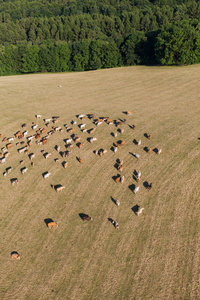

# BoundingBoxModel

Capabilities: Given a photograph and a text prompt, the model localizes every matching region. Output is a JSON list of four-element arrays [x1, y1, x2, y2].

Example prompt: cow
[[117, 164, 123, 172], [88, 128, 95, 134], [136, 171, 141, 182], [6, 167, 12, 174], [137, 208, 144, 216], [158, 147, 162, 155], [7, 137, 15, 142], [23, 131, 28, 137], [115, 200, 120, 206], [77, 157, 82, 163], [65, 138, 72, 144], [127, 111, 133, 115], [43, 172, 51, 179], [44, 118, 51, 122], [28, 153, 35, 160], [63, 161, 68, 168], [43, 152, 51, 159], [112, 220, 119, 229], [55, 145, 60, 152], [147, 183, 152, 191], [47, 221, 58, 228], [21, 167, 28, 175], [137, 139, 141, 146], [77, 114, 85, 119], [4, 151, 10, 158], [133, 186, 140, 194], [133, 153, 140, 159], [6, 143, 12, 149], [32, 124, 38, 130], [115, 176, 121, 183], [11, 252, 21, 260], [21, 123, 27, 128], [0, 157, 6, 164], [18, 146, 28, 154], [148, 133, 152, 139], [79, 123, 86, 129], [147, 147, 152, 154], [35, 114, 42, 118], [42, 139, 48, 145], [121, 175, 124, 183], [35, 133, 41, 139], [52, 185, 65, 192], [11, 178, 19, 185], [82, 215, 93, 221]]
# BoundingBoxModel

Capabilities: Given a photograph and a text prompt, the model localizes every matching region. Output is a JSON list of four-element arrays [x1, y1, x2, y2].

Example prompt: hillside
[[0, 65, 200, 299]]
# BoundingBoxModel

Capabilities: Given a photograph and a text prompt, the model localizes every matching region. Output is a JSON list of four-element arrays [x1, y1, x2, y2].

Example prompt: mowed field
[[0, 65, 200, 300]]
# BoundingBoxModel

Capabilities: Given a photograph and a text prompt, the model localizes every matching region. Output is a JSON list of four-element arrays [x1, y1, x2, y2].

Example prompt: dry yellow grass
[[0, 65, 200, 300]]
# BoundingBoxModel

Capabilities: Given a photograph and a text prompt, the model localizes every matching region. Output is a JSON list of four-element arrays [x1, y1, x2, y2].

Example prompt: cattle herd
[[0, 111, 163, 260]]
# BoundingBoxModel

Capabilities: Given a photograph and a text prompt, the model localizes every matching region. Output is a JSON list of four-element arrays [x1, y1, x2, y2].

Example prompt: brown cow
[[6, 143, 12, 149], [11, 252, 21, 260], [48, 221, 58, 228], [148, 133, 152, 139]]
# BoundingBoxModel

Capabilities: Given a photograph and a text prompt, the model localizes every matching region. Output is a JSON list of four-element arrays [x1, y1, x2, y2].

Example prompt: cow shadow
[[198, 138, 200, 140], [143, 181, 149, 189], [131, 205, 140, 215], [114, 162, 119, 170], [119, 118, 126, 123], [44, 218, 54, 227], [110, 146, 115, 152], [132, 170, 138, 181], [87, 137, 91, 143], [143, 146, 149, 153], [128, 124, 135, 129], [110, 132, 116, 137], [129, 184, 136, 192], [110, 196, 119, 206], [133, 139, 138, 145], [108, 218, 114, 226], [144, 133, 149, 139], [11, 251, 20, 256], [153, 147, 158, 154]]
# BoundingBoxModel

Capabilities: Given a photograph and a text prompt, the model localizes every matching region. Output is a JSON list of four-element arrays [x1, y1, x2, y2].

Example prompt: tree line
[[0, 0, 200, 75]]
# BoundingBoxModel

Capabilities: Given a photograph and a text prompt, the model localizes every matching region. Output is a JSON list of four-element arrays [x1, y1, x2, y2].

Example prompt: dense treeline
[[0, 0, 200, 75]]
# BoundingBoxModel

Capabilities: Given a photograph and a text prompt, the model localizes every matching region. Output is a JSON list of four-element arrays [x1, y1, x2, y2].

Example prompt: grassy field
[[0, 65, 200, 300]]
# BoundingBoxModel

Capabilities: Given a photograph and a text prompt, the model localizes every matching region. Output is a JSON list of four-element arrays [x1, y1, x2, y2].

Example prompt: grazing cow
[[6, 167, 12, 174], [137, 208, 144, 216], [11, 252, 21, 260], [65, 138, 72, 144], [35, 133, 41, 139], [77, 114, 85, 119], [127, 111, 133, 115], [77, 143, 84, 148], [4, 151, 10, 158], [147, 183, 152, 191], [158, 147, 162, 155], [43, 172, 51, 179], [52, 185, 65, 192], [2, 137, 7, 142], [3, 172, 6, 177], [74, 137, 81, 143], [11, 178, 19, 185], [20, 160, 24, 164], [52, 119, 59, 124], [136, 171, 141, 182], [121, 175, 124, 183], [115, 176, 121, 183], [88, 128, 95, 134], [18, 146, 28, 154], [35, 114, 42, 118], [113, 147, 118, 153], [28, 153, 35, 160], [119, 128, 124, 134], [42, 139, 48, 145], [7, 137, 15, 142], [71, 120, 77, 125], [82, 215, 93, 221], [23, 131, 28, 137], [117, 164, 123, 172], [137, 139, 141, 146], [77, 157, 82, 163], [1, 147, 7, 153], [44, 118, 51, 122], [148, 147, 152, 154], [133, 153, 140, 159], [15, 131, 22, 138], [48, 221, 58, 228], [133, 186, 140, 194], [27, 140, 32, 147], [148, 133, 152, 139], [21, 167, 28, 175], [6, 143, 12, 149], [55, 145, 60, 152], [79, 123, 86, 129], [43, 152, 51, 159], [32, 124, 38, 130], [112, 220, 119, 229], [0, 157, 6, 164], [63, 161, 68, 168], [115, 200, 120, 206], [68, 128, 75, 133]]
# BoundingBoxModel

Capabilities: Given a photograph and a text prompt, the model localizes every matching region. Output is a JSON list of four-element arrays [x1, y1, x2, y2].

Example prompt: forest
[[0, 0, 200, 75]]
